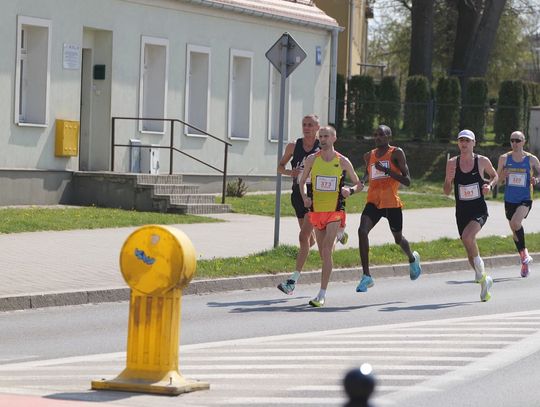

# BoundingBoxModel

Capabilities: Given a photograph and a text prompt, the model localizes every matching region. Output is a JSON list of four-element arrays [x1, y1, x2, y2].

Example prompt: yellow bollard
[[91, 225, 209, 396]]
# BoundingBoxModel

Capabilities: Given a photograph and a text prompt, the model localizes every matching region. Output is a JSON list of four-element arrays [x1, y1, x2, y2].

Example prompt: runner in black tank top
[[454, 154, 489, 237], [444, 129, 498, 302], [290, 138, 320, 218]]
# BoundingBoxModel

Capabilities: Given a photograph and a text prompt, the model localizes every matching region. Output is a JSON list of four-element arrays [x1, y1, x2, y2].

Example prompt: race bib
[[458, 183, 481, 200], [315, 176, 338, 192], [507, 172, 526, 187], [370, 161, 390, 180]]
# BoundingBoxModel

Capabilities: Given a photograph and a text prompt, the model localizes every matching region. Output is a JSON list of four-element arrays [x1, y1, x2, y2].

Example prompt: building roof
[[183, 0, 339, 30]]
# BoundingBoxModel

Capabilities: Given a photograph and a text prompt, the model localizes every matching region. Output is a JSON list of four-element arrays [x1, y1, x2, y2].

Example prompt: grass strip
[[196, 233, 539, 279], [0, 207, 220, 234]]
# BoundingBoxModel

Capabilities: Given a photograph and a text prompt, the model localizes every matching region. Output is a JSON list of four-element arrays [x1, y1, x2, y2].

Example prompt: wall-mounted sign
[[63, 43, 81, 70]]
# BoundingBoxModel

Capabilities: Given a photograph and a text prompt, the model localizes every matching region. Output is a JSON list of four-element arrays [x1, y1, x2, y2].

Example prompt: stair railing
[[110, 117, 232, 204]]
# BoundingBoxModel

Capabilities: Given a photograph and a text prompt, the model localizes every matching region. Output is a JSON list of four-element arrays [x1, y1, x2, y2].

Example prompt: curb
[[0, 253, 536, 312]]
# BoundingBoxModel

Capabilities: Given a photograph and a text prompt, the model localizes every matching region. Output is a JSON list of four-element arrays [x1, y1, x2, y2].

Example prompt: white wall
[[0, 0, 334, 177]]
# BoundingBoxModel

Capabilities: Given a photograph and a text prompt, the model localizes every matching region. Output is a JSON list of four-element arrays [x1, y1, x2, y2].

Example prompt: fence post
[[111, 117, 116, 171], [170, 121, 174, 175], [222, 144, 228, 204]]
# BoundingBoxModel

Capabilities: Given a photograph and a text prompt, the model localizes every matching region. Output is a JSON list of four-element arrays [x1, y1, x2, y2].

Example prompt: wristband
[[349, 187, 354, 195]]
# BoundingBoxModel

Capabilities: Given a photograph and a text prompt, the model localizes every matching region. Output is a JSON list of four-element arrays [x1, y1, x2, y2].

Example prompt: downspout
[[347, 0, 354, 80], [329, 28, 339, 124]]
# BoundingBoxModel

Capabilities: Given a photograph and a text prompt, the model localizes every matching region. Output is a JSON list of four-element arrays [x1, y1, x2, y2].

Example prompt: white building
[[0, 0, 339, 205]]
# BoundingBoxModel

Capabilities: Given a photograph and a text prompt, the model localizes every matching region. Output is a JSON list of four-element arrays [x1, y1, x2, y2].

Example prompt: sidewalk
[[1, 200, 539, 311]]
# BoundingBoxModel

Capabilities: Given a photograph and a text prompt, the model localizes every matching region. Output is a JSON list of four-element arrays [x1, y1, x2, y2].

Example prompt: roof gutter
[[182, 0, 339, 31], [328, 27, 339, 124]]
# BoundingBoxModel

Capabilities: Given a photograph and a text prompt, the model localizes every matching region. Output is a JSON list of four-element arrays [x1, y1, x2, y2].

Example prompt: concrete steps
[[137, 174, 231, 214]]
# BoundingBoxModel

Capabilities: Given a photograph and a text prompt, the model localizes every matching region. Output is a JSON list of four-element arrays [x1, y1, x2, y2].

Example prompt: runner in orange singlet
[[356, 125, 422, 293]]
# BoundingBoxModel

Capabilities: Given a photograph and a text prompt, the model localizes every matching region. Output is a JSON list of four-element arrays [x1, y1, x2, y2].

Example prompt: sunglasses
[[510, 139, 523, 143]]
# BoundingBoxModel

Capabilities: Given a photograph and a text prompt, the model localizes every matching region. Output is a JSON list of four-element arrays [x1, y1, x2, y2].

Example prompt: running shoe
[[337, 231, 349, 245], [521, 262, 531, 278], [479, 273, 493, 302], [356, 275, 374, 292], [520, 251, 533, 278], [409, 251, 422, 280], [309, 297, 325, 307], [277, 279, 296, 295]]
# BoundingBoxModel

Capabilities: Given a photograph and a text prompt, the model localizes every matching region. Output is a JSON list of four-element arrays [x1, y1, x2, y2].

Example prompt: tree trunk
[[464, 0, 507, 77], [450, 0, 482, 77], [408, 0, 434, 79]]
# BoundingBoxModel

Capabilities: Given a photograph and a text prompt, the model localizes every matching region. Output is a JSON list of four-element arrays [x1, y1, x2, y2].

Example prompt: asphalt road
[[1, 265, 540, 406]]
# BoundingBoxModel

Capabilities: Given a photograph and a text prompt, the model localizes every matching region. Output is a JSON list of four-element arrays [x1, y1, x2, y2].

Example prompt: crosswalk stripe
[[183, 355, 478, 361], [253, 340, 513, 345]]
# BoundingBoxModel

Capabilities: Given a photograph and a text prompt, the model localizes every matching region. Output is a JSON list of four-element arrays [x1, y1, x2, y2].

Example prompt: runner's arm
[[299, 154, 315, 207], [277, 142, 296, 177], [389, 148, 411, 187], [496, 154, 507, 186]]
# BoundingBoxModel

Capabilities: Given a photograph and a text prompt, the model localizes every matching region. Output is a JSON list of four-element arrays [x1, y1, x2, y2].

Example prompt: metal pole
[[222, 144, 229, 204], [111, 117, 116, 171], [273, 33, 289, 248], [169, 121, 174, 175]]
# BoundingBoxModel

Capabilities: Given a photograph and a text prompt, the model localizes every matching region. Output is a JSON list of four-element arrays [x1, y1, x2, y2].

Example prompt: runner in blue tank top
[[496, 131, 540, 277], [444, 130, 498, 302]]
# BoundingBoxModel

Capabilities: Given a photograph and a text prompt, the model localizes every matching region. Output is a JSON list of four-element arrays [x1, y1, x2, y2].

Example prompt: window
[[139, 36, 168, 133], [228, 49, 253, 140], [267, 64, 291, 142], [185, 45, 211, 137], [14, 16, 51, 126]]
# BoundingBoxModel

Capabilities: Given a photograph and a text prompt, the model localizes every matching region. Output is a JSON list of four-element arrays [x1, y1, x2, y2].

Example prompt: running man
[[298, 126, 360, 307], [356, 125, 422, 293], [496, 130, 540, 277], [444, 129, 498, 301], [276, 114, 320, 294]]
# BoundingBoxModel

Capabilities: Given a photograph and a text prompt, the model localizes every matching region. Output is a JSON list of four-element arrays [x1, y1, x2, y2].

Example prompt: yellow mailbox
[[55, 119, 79, 157], [91, 225, 209, 396]]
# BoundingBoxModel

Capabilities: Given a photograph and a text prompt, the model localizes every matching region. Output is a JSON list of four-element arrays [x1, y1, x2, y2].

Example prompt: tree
[[408, 0, 434, 79]]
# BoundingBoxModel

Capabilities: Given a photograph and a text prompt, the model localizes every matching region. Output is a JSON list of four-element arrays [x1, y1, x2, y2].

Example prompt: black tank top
[[454, 155, 488, 215], [291, 138, 320, 186]]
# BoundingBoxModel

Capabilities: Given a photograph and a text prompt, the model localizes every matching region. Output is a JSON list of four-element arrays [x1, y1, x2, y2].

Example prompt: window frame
[[14, 15, 52, 127], [227, 49, 253, 141], [138, 35, 169, 135], [184, 44, 211, 138]]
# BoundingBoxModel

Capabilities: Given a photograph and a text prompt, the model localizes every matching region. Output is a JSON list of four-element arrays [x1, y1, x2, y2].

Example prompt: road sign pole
[[273, 33, 289, 248]]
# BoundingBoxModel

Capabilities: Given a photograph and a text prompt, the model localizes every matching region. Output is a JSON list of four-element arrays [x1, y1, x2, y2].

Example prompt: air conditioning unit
[[141, 145, 160, 175]]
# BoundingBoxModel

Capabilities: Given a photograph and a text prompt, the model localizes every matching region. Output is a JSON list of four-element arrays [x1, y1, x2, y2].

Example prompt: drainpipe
[[347, 0, 354, 80], [329, 28, 339, 124]]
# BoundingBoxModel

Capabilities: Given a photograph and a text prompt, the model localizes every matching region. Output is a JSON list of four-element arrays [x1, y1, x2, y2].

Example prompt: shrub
[[347, 75, 376, 137], [226, 178, 248, 197], [434, 76, 461, 142], [378, 76, 401, 136], [403, 75, 431, 140], [461, 78, 488, 141], [494, 80, 524, 145]]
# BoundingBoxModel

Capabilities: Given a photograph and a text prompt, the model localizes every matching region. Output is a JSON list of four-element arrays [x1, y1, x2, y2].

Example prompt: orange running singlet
[[366, 147, 403, 209]]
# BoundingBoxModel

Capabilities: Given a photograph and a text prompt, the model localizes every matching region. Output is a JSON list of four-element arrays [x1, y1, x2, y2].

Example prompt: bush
[[226, 178, 248, 197], [403, 75, 431, 140], [434, 76, 461, 142], [378, 76, 401, 136], [347, 75, 376, 136], [494, 80, 524, 145], [461, 78, 488, 141]]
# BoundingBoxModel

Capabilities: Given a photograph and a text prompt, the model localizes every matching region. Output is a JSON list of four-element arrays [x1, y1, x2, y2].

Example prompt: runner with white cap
[[444, 129, 498, 301]]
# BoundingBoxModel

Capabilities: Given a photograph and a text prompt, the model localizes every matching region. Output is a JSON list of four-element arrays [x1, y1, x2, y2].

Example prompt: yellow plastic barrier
[[91, 225, 209, 395]]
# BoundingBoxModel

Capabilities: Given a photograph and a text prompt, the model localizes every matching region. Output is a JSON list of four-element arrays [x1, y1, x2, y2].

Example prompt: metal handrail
[[110, 117, 232, 204]]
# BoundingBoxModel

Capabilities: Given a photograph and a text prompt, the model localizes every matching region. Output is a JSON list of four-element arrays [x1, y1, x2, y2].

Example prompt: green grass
[[196, 233, 540, 279], [0, 207, 220, 234], [224, 189, 455, 216]]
